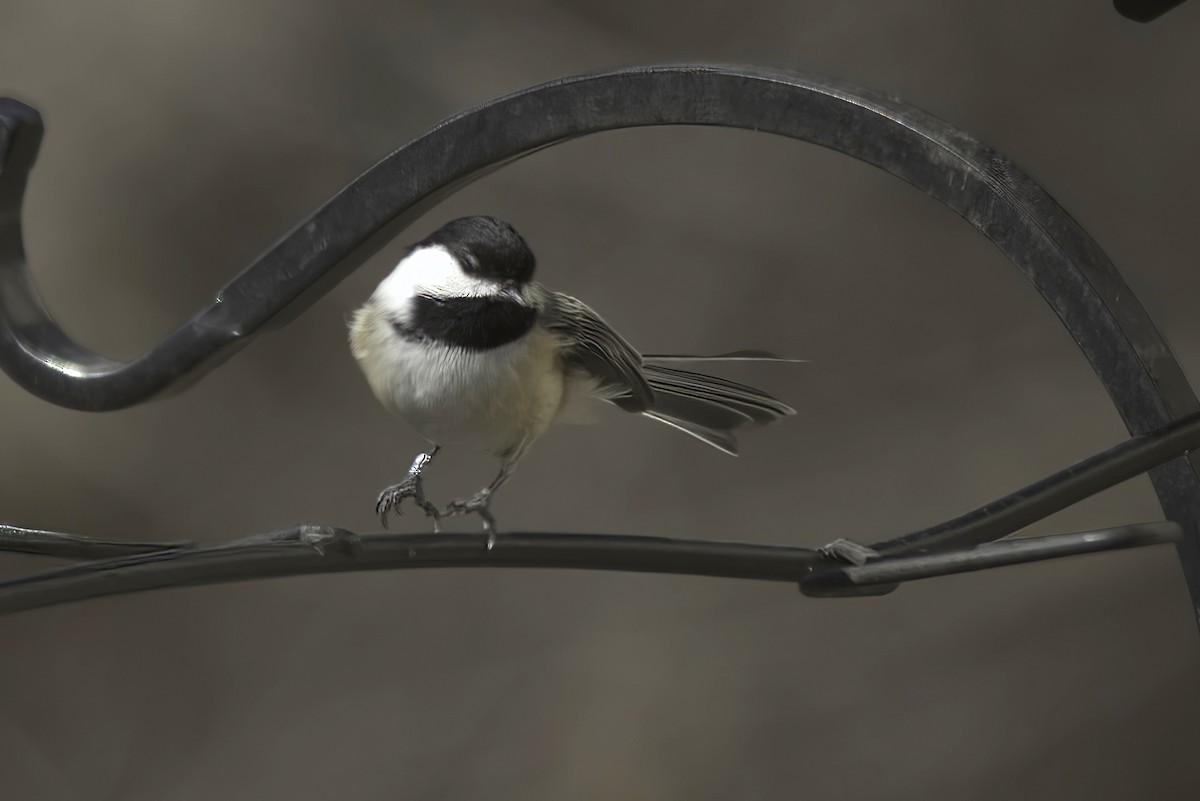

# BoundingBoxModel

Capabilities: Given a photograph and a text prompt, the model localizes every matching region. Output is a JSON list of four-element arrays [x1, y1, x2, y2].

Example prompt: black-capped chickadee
[[349, 215, 796, 533]]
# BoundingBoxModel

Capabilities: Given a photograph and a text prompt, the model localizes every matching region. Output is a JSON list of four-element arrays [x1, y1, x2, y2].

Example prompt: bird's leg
[[375, 446, 441, 530], [444, 443, 528, 545]]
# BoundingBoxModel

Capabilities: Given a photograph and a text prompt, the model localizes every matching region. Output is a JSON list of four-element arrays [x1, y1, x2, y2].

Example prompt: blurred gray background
[[1, 0, 1198, 798]]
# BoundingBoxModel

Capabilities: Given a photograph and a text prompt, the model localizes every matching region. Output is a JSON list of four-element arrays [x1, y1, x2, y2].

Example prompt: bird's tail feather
[[642, 411, 740, 455], [640, 364, 796, 455], [643, 350, 808, 364]]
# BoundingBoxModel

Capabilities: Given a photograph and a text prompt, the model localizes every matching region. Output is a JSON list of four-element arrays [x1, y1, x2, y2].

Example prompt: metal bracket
[[1114, 0, 1190, 22], [2, 65, 1198, 621]]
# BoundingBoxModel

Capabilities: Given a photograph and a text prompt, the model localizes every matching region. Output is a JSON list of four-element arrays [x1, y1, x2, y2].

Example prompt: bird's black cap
[[418, 215, 537, 284]]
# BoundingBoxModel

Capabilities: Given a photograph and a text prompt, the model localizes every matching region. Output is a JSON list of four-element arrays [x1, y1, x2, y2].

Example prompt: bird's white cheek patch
[[372, 245, 497, 315]]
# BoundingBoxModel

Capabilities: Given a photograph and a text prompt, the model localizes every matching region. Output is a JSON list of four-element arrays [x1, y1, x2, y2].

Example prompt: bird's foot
[[444, 489, 498, 544], [375, 476, 441, 531]]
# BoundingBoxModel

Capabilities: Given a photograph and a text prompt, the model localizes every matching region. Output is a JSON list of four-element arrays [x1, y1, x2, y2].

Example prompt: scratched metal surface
[[0, 1, 1197, 799]]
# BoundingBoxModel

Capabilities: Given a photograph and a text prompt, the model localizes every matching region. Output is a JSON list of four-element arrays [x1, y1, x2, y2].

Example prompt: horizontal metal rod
[[0, 524, 191, 559], [0, 527, 824, 615], [0, 518, 1183, 614], [1, 409, 1198, 612], [802, 522, 1182, 596], [7, 410, 1200, 567]]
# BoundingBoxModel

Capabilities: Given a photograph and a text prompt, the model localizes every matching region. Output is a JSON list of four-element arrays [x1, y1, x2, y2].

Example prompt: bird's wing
[[541, 292, 653, 412]]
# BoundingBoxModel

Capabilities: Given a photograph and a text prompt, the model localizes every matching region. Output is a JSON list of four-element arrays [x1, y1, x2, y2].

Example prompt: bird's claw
[[375, 477, 441, 531], [444, 489, 497, 535]]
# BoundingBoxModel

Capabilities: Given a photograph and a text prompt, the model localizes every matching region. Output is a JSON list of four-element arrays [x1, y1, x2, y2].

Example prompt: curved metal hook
[[3, 64, 1200, 614], [0, 64, 1188, 421]]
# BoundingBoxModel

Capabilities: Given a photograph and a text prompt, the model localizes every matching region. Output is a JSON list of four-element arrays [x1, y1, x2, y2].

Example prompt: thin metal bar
[[4, 408, 1198, 609], [0, 522, 1181, 615], [870, 410, 1200, 556], [0, 524, 190, 559], [7, 407, 1199, 564], [0, 528, 824, 616], [802, 522, 1182, 597]]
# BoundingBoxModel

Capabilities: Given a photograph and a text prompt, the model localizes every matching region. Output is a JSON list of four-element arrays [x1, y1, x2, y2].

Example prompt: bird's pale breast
[[352, 305, 565, 455]]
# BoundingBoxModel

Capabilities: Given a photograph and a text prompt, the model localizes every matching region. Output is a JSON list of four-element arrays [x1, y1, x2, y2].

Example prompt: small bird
[[349, 215, 796, 533]]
